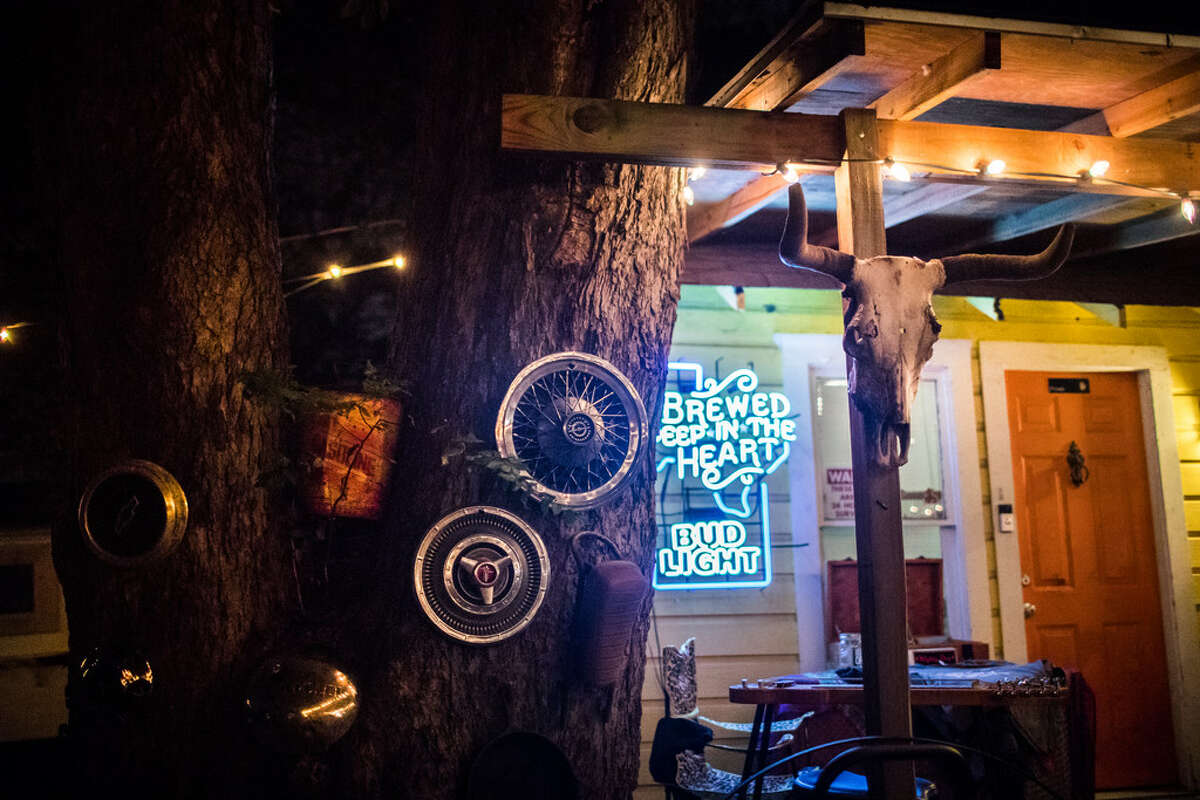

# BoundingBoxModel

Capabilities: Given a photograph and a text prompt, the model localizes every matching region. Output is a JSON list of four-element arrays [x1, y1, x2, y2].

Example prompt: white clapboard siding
[[644, 614, 798, 659], [650, 581, 797, 617]]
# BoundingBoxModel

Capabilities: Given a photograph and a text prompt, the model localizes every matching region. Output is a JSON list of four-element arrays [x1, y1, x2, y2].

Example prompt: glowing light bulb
[[392, 255, 406, 269], [689, 166, 707, 182], [327, 264, 343, 279], [0, 328, 9, 343], [884, 159, 911, 182], [1182, 198, 1197, 224], [1088, 160, 1110, 178], [782, 163, 801, 184], [682, 185, 695, 206], [984, 159, 1006, 176]]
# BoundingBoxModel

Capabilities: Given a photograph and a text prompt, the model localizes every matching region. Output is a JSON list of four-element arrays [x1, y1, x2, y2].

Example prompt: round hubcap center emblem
[[472, 561, 499, 586], [563, 413, 596, 445]]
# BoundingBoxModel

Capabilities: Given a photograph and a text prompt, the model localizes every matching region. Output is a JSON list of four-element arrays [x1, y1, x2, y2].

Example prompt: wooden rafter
[[686, 173, 794, 244], [501, 94, 1200, 195], [868, 31, 1000, 122], [716, 20, 866, 112], [685, 15, 866, 243], [689, 31, 1002, 244], [1062, 70, 1200, 138], [821, 1, 1200, 49], [931, 69, 1200, 253]]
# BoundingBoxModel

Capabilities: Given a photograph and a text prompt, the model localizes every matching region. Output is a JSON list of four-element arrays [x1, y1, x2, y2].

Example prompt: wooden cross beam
[[501, 94, 1200, 196], [689, 31, 1001, 244]]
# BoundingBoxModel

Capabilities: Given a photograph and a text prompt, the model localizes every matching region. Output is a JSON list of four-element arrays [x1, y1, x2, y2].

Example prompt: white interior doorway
[[776, 334, 988, 670]]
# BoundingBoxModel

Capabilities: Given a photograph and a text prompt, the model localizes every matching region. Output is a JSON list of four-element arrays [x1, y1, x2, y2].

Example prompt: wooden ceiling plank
[[937, 194, 1131, 255], [1099, 71, 1200, 137], [1071, 207, 1200, 259], [687, 173, 794, 244], [868, 31, 1001, 121], [883, 184, 990, 227], [501, 94, 1200, 194]]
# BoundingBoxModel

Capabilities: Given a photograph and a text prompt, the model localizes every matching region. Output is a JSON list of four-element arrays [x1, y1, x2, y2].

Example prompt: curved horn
[[941, 224, 1075, 285], [779, 183, 855, 283]]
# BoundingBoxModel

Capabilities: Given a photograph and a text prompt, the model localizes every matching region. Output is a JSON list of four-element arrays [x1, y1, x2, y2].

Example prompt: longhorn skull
[[779, 183, 1074, 467]]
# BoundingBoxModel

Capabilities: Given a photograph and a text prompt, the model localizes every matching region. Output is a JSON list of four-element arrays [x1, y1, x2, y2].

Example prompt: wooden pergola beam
[[689, 31, 1002, 244], [821, 1, 1200, 48], [501, 94, 1200, 195], [686, 12, 867, 244], [680, 239, 1200, 306], [932, 70, 1200, 253], [704, 1, 829, 109], [1062, 71, 1200, 138], [868, 31, 1000, 122], [715, 20, 866, 112]]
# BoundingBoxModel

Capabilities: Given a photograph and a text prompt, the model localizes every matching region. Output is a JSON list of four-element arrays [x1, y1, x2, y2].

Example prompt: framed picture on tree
[[0, 529, 68, 659]]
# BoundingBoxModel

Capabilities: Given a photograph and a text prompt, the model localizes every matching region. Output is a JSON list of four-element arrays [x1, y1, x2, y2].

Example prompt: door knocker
[[1066, 441, 1089, 487]]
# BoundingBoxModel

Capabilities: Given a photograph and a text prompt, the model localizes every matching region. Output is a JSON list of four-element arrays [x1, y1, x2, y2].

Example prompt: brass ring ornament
[[77, 459, 188, 567], [413, 506, 550, 645], [495, 351, 648, 509]]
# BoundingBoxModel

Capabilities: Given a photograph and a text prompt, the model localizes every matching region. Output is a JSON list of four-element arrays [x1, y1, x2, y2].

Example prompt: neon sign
[[653, 362, 796, 590]]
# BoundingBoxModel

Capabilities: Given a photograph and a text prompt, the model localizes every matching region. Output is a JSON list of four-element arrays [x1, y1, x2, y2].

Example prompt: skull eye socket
[[928, 308, 943, 335]]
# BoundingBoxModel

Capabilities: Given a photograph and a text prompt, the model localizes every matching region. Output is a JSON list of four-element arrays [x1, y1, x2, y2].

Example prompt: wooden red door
[[1006, 371, 1176, 788]]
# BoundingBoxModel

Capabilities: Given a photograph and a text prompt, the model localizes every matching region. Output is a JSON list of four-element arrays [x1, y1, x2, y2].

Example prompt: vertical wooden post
[[834, 107, 915, 800]]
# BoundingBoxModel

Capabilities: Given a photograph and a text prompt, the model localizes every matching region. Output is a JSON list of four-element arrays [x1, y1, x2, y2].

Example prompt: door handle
[[1023, 602, 1037, 619]]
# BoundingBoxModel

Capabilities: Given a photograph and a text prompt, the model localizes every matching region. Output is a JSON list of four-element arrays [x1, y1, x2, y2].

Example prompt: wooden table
[[728, 682, 1066, 800]]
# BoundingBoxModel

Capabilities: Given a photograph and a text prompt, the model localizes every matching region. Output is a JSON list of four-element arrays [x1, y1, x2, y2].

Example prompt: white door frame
[[979, 340, 1200, 787], [776, 335, 989, 669]]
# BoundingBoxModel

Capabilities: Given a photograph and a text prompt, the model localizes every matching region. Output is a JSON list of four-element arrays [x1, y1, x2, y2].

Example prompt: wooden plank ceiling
[[680, 2, 1200, 304]]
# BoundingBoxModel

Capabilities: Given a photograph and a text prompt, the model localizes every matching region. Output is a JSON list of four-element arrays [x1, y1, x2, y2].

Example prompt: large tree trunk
[[344, 2, 692, 797], [38, 0, 690, 796], [40, 0, 295, 794]]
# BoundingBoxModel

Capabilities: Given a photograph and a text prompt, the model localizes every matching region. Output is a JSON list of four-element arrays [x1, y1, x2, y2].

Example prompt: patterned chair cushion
[[675, 750, 796, 799]]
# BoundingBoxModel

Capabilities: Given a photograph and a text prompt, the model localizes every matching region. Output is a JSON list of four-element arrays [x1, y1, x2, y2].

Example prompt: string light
[[1183, 198, 1197, 224], [983, 159, 1006, 176], [1088, 160, 1110, 179], [782, 163, 802, 184], [283, 255, 410, 298], [682, 185, 695, 206], [882, 158, 911, 182], [0, 322, 33, 345], [689, 167, 707, 182]]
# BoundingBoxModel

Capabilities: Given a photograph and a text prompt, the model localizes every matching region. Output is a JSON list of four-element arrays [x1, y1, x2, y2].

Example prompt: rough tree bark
[[40, 0, 296, 794], [342, 1, 692, 798], [38, 0, 690, 796]]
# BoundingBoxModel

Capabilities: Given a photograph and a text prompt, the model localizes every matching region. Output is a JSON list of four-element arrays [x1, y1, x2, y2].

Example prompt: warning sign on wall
[[824, 467, 855, 521]]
